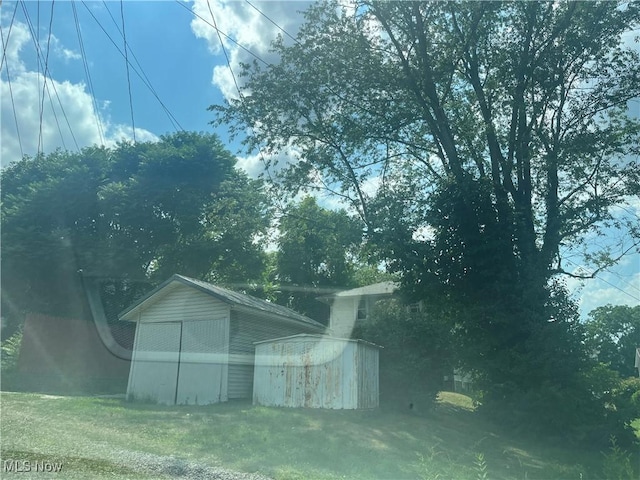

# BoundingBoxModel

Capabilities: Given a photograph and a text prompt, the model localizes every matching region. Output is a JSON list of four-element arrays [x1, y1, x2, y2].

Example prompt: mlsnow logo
[[3, 459, 63, 473]]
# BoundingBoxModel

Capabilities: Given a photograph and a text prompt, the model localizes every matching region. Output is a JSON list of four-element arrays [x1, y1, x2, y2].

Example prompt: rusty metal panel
[[253, 335, 379, 409]]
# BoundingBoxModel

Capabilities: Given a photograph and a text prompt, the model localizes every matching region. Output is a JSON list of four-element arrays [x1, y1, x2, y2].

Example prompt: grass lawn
[[1, 391, 636, 479]]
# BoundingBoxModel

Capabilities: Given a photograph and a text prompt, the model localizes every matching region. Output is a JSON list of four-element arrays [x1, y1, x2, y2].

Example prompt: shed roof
[[253, 333, 381, 349], [316, 281, 398, 303], [119, 274, 325, 330]]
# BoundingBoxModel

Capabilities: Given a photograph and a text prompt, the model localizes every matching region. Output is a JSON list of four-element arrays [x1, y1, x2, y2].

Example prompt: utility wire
[[204, 0, 288, 217], [101, 0, 183, 132], [80, 1, 185, 132], [174, 0, 269, 67], [71, 0, 105, 146], [19, 0, 80, 152], [120, 0, 136, 142], [0, 24, 25, 159], [38, 0, 55, 154], [565, 258, 640, 302], [0, 0, 19, 71]]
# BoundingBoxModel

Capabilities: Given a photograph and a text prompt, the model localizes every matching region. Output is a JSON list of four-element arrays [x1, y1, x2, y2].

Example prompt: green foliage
[[353, 299, 453, 411], [601, 436, 636, 480], [1, 133, 269, 324], [473, 453, 488, 480], [585, 305, 640, 377], [215, 0, 640, 442], [1, 329, 22, 373], [275, 196, 363, 321]]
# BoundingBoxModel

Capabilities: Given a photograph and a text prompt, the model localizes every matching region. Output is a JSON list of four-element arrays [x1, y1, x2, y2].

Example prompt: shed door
[[176, 319, 228, 405], [128, 322, 181, 405]]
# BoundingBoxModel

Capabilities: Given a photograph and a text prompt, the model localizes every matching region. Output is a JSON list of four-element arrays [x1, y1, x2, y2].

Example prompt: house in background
[[120, 274, 325, 405], [319, 281, 473, 393], [316, 281, 398, 338]]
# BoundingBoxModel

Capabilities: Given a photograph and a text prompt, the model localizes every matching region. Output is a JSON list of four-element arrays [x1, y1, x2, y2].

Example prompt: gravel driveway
[[111, 449, 273, 480]]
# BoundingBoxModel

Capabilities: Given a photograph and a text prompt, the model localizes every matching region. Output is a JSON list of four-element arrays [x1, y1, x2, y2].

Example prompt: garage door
[[127, 322, 181, 405], [176, 319, 228, 405]]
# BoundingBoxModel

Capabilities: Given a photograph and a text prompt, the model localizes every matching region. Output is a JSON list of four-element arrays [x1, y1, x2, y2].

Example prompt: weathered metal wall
[[227, 311, 322, 399], [253, 335, 379, 409]]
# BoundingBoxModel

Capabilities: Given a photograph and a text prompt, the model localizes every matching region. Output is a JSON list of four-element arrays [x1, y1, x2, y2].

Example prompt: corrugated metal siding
[[127, 322, 181, 404], [227, 311, 320, 399], [176, 319, 229, 405], [356, 343, 379, 408], [138, 285, 230, 323], [253, 336, 379, 409]]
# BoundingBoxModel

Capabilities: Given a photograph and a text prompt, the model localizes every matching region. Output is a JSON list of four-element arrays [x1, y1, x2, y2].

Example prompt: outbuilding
[[120, 274, 325, 405], [253, 334, 380, 409]]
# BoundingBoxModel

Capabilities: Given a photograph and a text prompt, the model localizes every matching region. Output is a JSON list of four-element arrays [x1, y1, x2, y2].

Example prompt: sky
[[1, 0, 638, 317]]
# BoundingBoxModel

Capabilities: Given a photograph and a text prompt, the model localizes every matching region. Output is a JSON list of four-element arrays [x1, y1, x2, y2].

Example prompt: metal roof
[[119, 274, 325, 330], [316, 281, 398, 303]]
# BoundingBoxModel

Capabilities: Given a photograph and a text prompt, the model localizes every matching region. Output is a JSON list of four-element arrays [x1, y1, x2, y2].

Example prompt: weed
[[473, 452, 488, 480], [601, 436, 636, 480]]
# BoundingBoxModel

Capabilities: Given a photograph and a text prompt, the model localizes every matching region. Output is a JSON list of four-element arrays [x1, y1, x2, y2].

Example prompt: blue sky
[[1, 0, 638, 316]]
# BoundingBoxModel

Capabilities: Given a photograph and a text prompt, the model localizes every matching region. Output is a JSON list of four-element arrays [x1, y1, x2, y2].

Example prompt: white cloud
[[1, 20, 157, 167], [566, 254, 640, 319], [190, 0, 312, 102]]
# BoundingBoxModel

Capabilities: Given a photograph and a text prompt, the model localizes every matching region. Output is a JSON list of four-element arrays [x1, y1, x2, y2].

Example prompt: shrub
[[353, 299, 454, 411], [1, 329, 22, 373]]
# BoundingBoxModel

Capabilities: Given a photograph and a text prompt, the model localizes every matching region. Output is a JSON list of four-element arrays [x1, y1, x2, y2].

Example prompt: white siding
[[329, 298, 358, 338], [176, 319, 229, 405], [137, 284, 230, 324], [127, 322, 181, 404], [127, 285, 231, 405], [253, 335, 379, 409]]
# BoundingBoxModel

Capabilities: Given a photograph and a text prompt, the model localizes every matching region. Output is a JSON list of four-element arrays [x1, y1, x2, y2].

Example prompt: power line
[[245, 0, 297, 44], [72, 0, 105, 146], [19, 0, 80, 152], [120, 0, 136, 142], [80, 1, 185, 133], [565, 258, 640, 302], [203, 0, 289, 219], [38, 0, 55, 154], [174, 0, 269, 67], [0, 24, 25, 159], [100, 0, 184, 132], [0, 0, 19, 71]]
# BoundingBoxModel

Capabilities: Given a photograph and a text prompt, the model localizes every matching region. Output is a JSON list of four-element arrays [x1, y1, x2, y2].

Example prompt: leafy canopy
[[1, 132, 269, 324], [215, 0, 640, 437]]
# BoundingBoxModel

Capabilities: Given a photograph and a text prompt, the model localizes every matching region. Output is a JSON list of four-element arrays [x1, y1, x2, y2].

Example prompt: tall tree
[[585, 305, 640, 378], [275, 196, 362, 321], [216, 1, 640, 434], [1, 132, 269, 330]]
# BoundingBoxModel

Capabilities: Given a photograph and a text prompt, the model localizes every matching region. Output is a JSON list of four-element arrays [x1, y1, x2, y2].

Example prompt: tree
[[585, 305, 640, 378], [1, 132, 269, 332], [215, 1, 640, 436], [275, 196, 362, 321]]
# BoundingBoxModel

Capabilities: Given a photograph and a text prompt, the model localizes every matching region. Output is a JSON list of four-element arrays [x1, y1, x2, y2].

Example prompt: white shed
[[252, 334, 380, 409], [120, 275, 325, 405]]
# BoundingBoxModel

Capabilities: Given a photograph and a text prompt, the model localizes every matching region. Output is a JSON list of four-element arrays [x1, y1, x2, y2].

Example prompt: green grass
[[1, 391, 636, 479]]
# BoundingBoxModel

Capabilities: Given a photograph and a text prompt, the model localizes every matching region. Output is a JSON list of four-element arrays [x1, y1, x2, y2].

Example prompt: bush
[[353, 299, 453, 412], [1, 329, 22, 373]]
